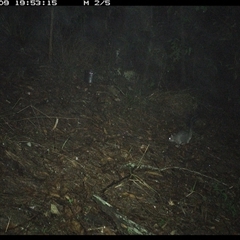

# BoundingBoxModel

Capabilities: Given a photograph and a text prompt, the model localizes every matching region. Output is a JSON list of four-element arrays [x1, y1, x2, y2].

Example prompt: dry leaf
[[70, 220, 84, 234], [168, 199, 175, 206], [51, 204, 60, 215]]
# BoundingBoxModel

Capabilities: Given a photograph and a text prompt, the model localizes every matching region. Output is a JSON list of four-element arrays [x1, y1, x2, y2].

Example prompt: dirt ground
[[0, 70, 239, 235]]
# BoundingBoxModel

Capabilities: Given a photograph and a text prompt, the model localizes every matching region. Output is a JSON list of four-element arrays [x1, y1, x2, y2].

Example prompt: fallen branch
[[92, 194, 153, 235]]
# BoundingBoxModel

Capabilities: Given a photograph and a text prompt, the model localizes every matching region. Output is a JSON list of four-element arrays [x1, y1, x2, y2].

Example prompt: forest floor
[[0, 70, 239, 235]]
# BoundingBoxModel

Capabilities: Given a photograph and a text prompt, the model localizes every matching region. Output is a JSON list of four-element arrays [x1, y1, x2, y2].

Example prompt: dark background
[[0, 6, 239, 115]]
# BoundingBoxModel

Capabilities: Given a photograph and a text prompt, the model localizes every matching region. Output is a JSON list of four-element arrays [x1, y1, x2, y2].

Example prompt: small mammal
[[169, 116, 196, 146], [169, 129, 192, 145]]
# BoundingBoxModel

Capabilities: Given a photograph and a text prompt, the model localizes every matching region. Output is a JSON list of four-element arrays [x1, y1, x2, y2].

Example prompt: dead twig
[[5, 216, 11, 233], [136, 144, 150, 168], [51, 118, 59, 131], [12, 97, 23, 110], [123, 164, 229, 187]]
